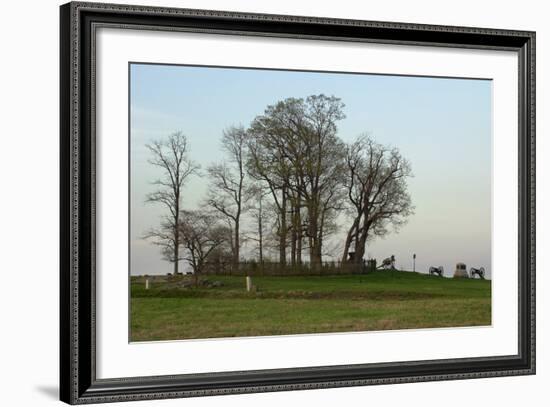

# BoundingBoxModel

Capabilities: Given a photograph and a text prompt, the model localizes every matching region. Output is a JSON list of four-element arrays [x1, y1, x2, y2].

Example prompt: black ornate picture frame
[[60, 2, 535, 404]]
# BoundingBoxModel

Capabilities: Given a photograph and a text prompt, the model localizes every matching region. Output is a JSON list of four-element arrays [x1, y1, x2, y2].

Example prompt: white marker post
[[145, 278, 149, 290], [246, 276, 252, 292]]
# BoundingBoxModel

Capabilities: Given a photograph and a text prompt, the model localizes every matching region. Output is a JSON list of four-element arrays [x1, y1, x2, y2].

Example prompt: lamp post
[[413, 253, 416, 272]]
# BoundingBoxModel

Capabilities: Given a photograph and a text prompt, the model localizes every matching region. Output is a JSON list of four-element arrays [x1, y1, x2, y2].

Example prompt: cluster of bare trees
[[144, 94, 414, 278]]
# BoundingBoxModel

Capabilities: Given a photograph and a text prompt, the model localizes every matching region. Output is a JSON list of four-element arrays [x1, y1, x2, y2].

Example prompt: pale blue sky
[[130, 63, 492, 278]]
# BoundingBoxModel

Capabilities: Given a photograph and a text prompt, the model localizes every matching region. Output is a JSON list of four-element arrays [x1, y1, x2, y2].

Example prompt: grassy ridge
[[130, 271, 491, 341]]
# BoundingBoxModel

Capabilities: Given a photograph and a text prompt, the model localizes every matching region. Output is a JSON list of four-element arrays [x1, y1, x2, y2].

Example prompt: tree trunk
[[296, 226, 302, 265], [174, 219, 179, 275], [290, 205, 297, 266], [174, 243, 179, 275], [307, 201, 323, 271], [341, 217, 360, 264], [309, 230, 322, 271], [234, 219, 240, 272], [279, 187, 287, 266], [310, 240, 322, 271], [354, 223, 370, 264], [258, 208, 263, 264], [193, 266, 199, 287]]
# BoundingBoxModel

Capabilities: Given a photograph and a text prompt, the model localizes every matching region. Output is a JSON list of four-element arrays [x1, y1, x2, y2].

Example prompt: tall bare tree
[[206, 126, 250, 270], [179, 210, 228, 286], [342, 135, 414, 264], [144, 132, 199, 275]]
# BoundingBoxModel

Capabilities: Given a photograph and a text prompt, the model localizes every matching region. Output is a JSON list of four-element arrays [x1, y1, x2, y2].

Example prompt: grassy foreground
[[130, 271, 491, 341]]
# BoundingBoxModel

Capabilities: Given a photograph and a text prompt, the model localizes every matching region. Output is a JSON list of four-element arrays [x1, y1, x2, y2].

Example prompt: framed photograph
[[60, 1, 535, 404]]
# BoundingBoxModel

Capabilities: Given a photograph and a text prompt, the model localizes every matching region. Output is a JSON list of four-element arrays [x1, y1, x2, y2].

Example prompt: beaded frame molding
[[60, 2, 535, 404]]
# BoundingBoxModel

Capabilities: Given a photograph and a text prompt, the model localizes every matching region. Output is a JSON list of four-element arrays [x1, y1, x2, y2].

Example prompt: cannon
[[429, 266, 444, 277], [378, 255, 395, 270], [470, 267, 486, 279]]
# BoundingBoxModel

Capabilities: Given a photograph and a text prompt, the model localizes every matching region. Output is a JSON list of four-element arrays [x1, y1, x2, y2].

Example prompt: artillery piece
[[429, 266, 444, 277], [470, 267, 486, 279], [378, 255, 396, 270]]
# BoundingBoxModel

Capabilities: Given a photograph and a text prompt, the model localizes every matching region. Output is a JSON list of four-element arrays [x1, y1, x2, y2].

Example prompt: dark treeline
[[144, 94, 414, 280]]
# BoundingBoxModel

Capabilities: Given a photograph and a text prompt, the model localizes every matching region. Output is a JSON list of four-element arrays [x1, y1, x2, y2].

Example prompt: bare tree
[[144, 132, 199, 275], [179, 210, 228, 286], [206, 126, 250, 271], [342, 135, 414, 264]]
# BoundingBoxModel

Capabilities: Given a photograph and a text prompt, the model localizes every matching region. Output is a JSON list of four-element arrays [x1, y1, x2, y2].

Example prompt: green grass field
[[130, 271, 491, 341]]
